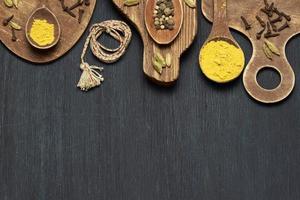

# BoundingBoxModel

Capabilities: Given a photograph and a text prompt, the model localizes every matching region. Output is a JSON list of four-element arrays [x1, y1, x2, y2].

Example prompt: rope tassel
[[77, 63, 104, 91], [77, 20, 132, 91]]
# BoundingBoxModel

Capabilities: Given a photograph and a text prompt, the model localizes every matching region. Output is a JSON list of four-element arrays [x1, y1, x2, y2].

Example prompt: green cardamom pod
[[165, 53, 172, 68], [184, 0, 196, 8], [4, 0, 14, 8], [264, 39, 280, 56], [124, 0, 139, 6], [13, 0, 20, 8], [152, 58, 163, 74], [263, 43, 273, 60], [9, 21, 21, 30], [154, 52, 166, 67]]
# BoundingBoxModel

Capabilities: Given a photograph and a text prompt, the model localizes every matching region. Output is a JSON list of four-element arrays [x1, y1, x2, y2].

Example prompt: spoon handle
[[211, 0, 230, 37]]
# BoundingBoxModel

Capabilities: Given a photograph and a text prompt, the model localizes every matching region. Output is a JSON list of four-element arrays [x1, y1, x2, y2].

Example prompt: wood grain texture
[[202, 0, 300, 103], [112, 0, 197, 85], [0, 0, 96, 63], [0, 1, 300, 200]]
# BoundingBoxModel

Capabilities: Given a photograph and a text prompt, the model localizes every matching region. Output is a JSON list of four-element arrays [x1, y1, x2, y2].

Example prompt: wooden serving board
[[0, 0, 96, 63], [202, 0, 300, 103], [112, 0, 197, 85]]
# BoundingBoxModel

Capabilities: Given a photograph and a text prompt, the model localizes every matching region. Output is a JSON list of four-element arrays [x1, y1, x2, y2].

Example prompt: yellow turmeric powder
[[199, 40, 245, 83], [29, 19, 55, 46]]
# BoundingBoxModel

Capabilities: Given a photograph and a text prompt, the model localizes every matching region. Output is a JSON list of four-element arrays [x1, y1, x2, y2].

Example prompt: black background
[[0, 1, 299, 200]]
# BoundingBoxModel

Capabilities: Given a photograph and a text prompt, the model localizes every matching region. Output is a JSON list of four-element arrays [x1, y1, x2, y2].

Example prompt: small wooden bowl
[[145, 0, 183, 45], [25, 5, 61, 50]]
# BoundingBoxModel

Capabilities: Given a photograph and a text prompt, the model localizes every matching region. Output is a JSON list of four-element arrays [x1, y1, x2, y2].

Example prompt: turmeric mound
[[199, 40, 245, 83], [29, 19, 55, 46]]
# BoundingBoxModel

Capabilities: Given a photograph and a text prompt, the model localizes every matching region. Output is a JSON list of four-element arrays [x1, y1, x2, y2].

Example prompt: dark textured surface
[[0, 1, 299, 200]]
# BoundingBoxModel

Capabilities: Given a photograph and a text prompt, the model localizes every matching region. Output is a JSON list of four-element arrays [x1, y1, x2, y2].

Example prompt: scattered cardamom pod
[[124, 0, 139, 6], [12, 0, 20, 8], [152, 57, 163, 74], [153, 52, 169, 74], [4, 0, 14, 7], [264, 39, 280, 56], [152, 52, 174, 74], [165, 53, 172, 67], [184, 0, 196, 8], [155, 53, 166, 66], [9, 21, 21, 30], [263, 43, 273, 60]]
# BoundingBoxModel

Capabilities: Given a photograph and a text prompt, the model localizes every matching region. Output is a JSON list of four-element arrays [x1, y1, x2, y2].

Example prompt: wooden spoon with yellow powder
[[25, 2, 61, 49], [199, 0, 245, 83]]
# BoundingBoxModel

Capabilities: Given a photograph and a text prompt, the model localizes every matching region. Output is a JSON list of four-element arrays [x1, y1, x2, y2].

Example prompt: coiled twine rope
[[77, 20, 132, 91]]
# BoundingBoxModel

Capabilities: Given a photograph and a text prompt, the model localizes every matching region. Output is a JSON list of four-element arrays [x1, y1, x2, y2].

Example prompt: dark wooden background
[[1, 1, 299, 200]]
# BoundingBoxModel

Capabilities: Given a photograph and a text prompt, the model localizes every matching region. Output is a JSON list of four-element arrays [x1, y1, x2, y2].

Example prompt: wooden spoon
[[199, 0, 245, 83], [145, 0, 183, 45], [25, 0, 61, 50]]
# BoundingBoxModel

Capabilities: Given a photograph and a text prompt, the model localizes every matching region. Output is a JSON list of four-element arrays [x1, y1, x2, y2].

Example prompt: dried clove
[[256, 15, 266, 27], [241, 16, 251, 30], [84, 0, 90, 6], [270, 16, 282, 24], [273, 7, 291, 21], [268, 2, 274, 14], [64, 7, 76, 18], [2, 15, 14, 26], [264, 32, 280, 38], [271, 23, 277, 32], [261, 8, 273, 17], [11, 27, 17, 41], [264, 0, 270, 10], [256, 27, 266, 40], [273, 7, 281, 16], [281, 12, 291, 21], [78, 9, 84, 24], [59, 0, 67, 10], [69, 0, 83, 11], [277, 22, 289, 32], [266, 22, 272, 34]]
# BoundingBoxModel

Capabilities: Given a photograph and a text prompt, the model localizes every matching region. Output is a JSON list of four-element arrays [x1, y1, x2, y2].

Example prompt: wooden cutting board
[[112, 0, 197, 85], [202, 0, 300, 103], [0, 0, 96, 63]]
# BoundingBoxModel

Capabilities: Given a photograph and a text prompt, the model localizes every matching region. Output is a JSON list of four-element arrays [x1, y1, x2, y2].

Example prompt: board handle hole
[[257, 67, 281, 90]]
